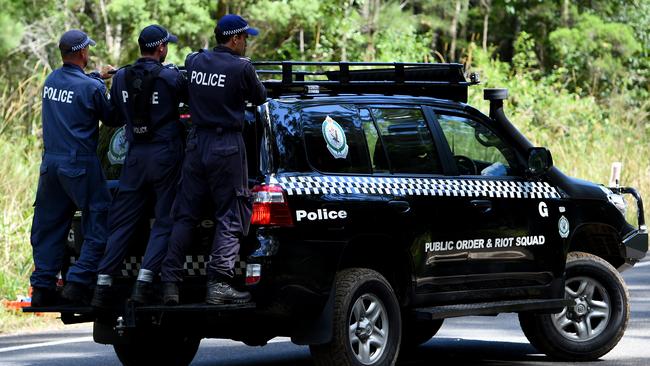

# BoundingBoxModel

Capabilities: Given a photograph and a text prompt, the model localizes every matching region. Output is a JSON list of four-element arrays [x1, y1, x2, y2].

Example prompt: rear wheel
[[113, 330, 200, 366], [310, 268, 402, 366], [519, 252, 629, 361]]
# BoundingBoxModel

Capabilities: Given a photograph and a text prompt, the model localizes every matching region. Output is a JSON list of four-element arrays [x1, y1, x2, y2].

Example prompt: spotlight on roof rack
[[469, 72, 480, 84], [304, 85, 320, 94]]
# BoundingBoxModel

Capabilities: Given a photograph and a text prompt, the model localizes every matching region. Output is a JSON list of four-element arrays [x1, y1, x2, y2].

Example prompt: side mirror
[[527, 147, 553, 176]]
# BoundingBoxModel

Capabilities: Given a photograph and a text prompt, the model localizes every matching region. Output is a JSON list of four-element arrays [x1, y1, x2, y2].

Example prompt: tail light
[[250, 184, 294, 227], [246, 264, 262, 285]]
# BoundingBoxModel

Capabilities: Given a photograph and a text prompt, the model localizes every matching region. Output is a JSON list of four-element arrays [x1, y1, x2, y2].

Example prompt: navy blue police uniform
[[30, 30, 115, 303], [95, 27, 186, 299], [161, 16, 266, 300]]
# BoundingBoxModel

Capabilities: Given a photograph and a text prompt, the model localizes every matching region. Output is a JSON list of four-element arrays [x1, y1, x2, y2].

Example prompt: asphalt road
[[1, 258, 649, 366]]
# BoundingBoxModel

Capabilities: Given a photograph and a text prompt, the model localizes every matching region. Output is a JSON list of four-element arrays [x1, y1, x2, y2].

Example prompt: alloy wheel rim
[[348, 293, 389, 365], [552, 276, 611, 342]]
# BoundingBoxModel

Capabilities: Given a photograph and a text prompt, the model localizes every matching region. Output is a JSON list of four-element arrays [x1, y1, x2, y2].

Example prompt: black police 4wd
[[27, 62, 648, 366]]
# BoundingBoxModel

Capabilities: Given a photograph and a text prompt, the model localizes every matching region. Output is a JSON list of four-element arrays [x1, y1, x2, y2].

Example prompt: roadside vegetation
[[0, 0, 648, 331]]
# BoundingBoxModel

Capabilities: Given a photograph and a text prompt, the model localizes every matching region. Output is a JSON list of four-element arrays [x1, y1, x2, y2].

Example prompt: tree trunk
[[216, 0, 227, 19], [449, 0, 462, 61], [561, 0, 570, 26], [480, 0, 491, 52], [459, 0, 469, 44], [98, 0, 121, 64], [299, 28, 304, 56]]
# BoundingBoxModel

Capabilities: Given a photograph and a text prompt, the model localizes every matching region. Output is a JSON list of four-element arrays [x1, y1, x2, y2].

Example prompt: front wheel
[[310, 268, 402, 366], [519, 252, 629, 361]]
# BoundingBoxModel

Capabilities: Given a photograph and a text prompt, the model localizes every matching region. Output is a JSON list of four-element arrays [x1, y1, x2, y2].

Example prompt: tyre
[[401, 317, 444, 348], [113, 331, 201, 366], [310, 268, 402, 366], [519, 252, 629, 361]]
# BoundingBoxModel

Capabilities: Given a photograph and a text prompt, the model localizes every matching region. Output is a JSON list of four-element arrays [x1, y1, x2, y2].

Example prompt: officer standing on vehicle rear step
[[161, 14, 266, 305], [30, 30, 117, 307], [91, 25, 187, 308]]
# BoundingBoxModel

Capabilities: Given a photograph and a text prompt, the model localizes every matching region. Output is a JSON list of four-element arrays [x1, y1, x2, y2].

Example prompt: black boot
[[205, 280, 251, 305], [130, 281, 154, 304], [31, 287, 59, 307], [163, 282, 179, 306], [61, 281, 91, 305], [91, 285, 114, 309]]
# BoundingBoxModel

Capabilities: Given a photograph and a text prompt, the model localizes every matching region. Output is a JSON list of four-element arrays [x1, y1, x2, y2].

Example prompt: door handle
[[470, 199, 492, 214], [388, 200, 411, 214]]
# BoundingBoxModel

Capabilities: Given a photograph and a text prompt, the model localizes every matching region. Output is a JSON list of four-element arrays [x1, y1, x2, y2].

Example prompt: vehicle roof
[[269, 94, 470, 110]]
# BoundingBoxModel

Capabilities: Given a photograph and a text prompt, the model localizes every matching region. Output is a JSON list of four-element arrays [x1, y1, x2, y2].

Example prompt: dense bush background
[[0, 0, 648, 303]]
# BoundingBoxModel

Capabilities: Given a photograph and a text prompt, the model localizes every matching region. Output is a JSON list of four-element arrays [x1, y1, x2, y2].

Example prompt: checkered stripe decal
[[183, 255, 245, 276], [278, 176, 560, 199], [69, 256, 246, 277]]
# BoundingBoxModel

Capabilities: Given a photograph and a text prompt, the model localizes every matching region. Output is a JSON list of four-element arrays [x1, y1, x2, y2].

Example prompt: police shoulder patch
[[108, 126, 129, 165]]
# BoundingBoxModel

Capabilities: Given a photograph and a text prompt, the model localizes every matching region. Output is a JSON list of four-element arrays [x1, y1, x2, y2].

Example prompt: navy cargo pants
[[97, 140, 183, 277], [162, 128, 252, 282], [30, 152, 111, 289]]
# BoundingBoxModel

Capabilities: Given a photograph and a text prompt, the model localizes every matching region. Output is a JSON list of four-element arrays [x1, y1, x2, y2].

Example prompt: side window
[[302, 104, 371, 174], [368, 108, 442, 174], [359, 109, 389, 173], [437, 113, 519, 176]]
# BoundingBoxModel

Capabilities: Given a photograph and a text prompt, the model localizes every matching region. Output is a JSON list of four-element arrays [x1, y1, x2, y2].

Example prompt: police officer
[[90, 25, 187, 308], [161, 14, 266, 305], [30, 30, 116, 306]]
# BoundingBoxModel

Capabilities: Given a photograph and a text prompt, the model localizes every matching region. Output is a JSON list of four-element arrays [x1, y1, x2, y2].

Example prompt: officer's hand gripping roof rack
[[253, 61, 478, 103]]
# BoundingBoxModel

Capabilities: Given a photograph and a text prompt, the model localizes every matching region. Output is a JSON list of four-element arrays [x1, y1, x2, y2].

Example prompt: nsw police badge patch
[[322, 116, 349, 159], [108, 126, 129, 165]]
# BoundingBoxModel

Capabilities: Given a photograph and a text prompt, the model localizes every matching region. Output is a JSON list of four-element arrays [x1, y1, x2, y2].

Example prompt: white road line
[[0, 336, 93, 353], [635, 261, 650, 267]]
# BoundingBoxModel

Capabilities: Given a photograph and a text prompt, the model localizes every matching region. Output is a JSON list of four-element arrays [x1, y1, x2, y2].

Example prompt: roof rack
[[252, 61, 477, 103]]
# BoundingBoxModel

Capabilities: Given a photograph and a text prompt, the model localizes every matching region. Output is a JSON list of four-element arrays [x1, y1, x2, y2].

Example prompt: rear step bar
[[415, 298, 572, 320], [136, 303, 256, 313], [23, 302, 256, 315]]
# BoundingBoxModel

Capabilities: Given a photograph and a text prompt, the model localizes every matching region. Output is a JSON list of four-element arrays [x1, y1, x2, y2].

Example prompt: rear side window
[[368, 108, 442, 174], [302, 104, 371, 174]]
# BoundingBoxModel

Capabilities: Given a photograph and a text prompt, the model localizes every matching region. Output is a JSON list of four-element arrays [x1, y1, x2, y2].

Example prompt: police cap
[[59, 30, 96, 54], [138, 25, 178, 49], [217, 14, 259, 37]]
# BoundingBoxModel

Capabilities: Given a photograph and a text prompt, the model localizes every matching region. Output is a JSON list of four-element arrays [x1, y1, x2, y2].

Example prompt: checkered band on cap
[[221, 25, 250, 36], [145, 32, 171, 48], [71, 37, 92, 52], [278, 175, 562, 200]]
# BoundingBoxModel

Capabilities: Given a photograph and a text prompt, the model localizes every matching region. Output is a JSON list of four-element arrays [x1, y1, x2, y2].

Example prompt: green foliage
[[0, 0, 24, 54], [549, 13, 642, 96]]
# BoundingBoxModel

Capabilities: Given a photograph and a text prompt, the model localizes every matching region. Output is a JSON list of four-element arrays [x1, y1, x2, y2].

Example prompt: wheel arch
[[291, 234, 413, 346], [569, 223, 625, 269], [336, 234, 414, 306]]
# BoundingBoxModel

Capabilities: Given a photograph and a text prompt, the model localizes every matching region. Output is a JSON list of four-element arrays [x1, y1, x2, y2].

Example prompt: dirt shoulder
[[0, 308, 88, 335]]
